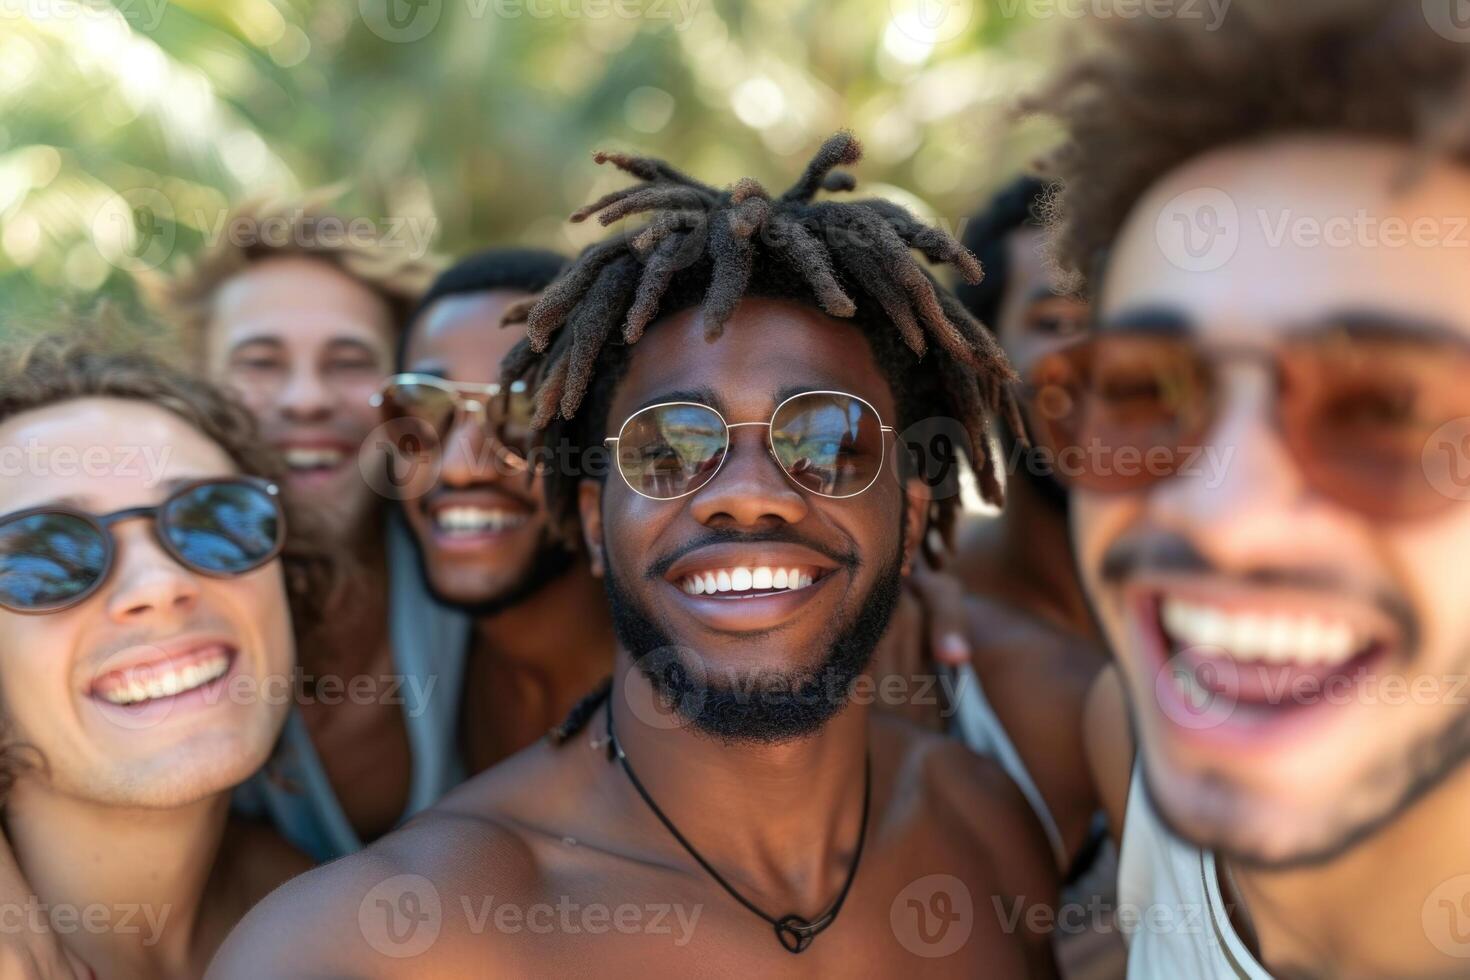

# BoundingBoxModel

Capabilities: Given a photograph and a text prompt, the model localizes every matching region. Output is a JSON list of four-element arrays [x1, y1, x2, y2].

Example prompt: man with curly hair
[[0, 329, 320, 977], [1030, 0, 1470, 975], [211, 134, 1061, 977]]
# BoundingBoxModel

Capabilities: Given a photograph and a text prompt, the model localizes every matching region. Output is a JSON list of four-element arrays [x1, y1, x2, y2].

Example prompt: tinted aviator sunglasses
[[372, 373, 539, 472], [1021, 327, 1470, 521], [604, 390, 895, 501], [0, 477, 286, 614]]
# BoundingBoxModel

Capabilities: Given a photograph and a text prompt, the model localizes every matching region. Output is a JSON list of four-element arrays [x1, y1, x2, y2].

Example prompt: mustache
[[1100, 531, 1421, 652], [645, 527, 862, 581]]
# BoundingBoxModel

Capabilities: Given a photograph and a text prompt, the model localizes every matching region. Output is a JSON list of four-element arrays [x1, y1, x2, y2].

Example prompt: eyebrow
[[1303, 309, 1468, 346], [633, 387, 723, 414]]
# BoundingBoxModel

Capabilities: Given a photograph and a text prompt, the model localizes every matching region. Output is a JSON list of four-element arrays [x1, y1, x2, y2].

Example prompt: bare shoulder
[[872, 713, 1059, 896], [207, 742, 574, 979]]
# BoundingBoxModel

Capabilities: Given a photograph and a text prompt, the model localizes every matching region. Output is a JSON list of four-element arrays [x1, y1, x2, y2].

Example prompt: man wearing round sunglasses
[[379, 247, 616, 773], [213, 136, 1061, 976], [0, 330, 317, 977], [1032, 1, 1470, 975]]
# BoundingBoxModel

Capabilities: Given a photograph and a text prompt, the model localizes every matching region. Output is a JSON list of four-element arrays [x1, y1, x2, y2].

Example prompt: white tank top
[[1117, 767, 1273, 979]]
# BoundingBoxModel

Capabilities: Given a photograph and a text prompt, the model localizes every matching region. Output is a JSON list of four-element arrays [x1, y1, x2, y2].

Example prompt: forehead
[[208, 255, 396, 351], [404, 290, 530, 380], [1103, 135, 1470, 341], [611, 297, 894, 418], [0, 399, 236, 514]]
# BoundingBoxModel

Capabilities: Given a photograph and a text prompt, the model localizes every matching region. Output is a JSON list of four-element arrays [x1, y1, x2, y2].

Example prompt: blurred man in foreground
[[1036, 1, 1470, 974]]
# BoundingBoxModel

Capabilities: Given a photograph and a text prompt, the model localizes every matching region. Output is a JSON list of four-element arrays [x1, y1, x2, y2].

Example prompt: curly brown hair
[[1027, 0, 1470, 291]]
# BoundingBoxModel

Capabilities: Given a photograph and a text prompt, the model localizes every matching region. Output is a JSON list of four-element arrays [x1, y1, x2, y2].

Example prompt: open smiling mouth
[[1141, 588, 1397, 739], [676, 564, 827, 598], [91, 643, 237, 709]]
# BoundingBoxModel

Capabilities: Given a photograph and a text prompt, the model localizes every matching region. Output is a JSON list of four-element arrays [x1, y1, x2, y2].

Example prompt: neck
[[474, 559, 612, 678], [462, 561, 615, 771], [3, 780, 227, 978], [973, 474, 1095, 639], [604, 654, 868, 917], [1233, 757, 1470, 976]]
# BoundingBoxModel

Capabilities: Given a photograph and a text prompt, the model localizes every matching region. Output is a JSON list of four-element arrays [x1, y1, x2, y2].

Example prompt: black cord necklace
[[603, 702, 871, 954]]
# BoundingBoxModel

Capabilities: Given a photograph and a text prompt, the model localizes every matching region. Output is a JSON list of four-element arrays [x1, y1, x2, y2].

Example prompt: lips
[[662, 543, 843, 633], [423, 492, 532, 547], [275, 439, 355, 481], [1127, 578, 1401, 744], [90, 639, 238, 708]]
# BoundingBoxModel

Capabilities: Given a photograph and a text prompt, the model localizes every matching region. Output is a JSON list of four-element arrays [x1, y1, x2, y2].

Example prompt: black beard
[[603, 541, 904, 745]]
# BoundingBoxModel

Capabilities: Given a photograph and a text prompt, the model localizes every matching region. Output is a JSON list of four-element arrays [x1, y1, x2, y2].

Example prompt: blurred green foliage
[[0, 0, 1060, 329]]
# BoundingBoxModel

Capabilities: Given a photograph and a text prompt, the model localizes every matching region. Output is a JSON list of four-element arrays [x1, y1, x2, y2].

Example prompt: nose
[[103, 522, 201, 625], [277, 365, 333, 423], [687, 427, 809, 530], [1149, 366, 1341, 569], [439, 407, 504, 487]]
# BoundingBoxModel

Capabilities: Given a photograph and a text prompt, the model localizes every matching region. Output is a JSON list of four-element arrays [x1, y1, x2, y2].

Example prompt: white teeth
[[283, 447, 345, 470], [99, 653, 230, 706], [677, 565, 822, 597], [1160, 598, 1364, 666], [433, 506, 529, 535]]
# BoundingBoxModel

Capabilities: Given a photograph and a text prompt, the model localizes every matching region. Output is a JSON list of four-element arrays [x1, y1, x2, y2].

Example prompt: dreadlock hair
[[954, 176, 1054, 333], [500, 132, 1024, 557], [400, 247, 566, 369], [1027, 0, 1470, 292]]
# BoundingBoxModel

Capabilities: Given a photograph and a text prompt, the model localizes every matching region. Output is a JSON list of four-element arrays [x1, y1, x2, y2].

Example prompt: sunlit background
[[1, 0, 1063, 325]]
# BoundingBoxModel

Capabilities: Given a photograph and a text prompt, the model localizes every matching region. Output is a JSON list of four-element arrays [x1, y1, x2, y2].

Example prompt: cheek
[[217, 569, 295, 678], [339, 379, 386, 438], [217, 370, 275, 416], [1071, 492, 1143, 600], [1395, 512, 1470, 661], [0, 614, 78, 739]]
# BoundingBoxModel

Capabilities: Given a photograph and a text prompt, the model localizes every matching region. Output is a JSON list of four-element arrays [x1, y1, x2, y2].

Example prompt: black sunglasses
[[0, 477, 286, 614]]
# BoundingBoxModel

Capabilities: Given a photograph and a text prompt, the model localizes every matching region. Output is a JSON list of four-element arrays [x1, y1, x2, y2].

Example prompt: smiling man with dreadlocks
[[211, 134, 1060, 979]]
